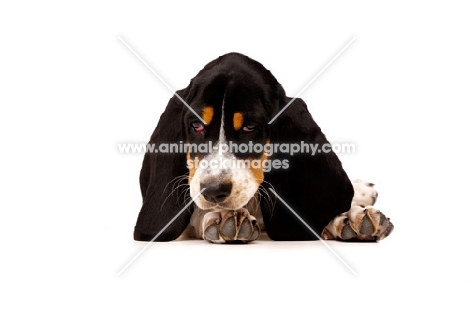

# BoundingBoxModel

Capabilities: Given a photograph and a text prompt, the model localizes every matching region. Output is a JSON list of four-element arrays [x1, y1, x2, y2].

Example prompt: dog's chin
[[194, 198, 248, 211]]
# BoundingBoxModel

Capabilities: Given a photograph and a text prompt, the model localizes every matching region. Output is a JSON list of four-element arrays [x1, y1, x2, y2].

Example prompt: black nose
[[200, 182, 232, 203]]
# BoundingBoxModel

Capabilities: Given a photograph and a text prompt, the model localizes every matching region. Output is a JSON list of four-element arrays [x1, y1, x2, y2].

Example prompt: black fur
[[134, 53, 354, 241]]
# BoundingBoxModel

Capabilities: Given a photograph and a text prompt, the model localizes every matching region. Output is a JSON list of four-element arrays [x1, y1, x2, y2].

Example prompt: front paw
[[322, 206, 394, 241], [202, 208, 260, 244]]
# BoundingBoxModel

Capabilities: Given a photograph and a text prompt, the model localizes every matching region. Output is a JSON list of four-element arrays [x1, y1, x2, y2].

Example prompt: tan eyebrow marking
[[233, 112, 244, 131], [201, 106, 214, 125]]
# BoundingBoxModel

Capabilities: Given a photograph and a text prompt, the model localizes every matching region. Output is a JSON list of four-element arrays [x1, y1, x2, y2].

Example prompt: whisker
[[171, 175, 188, 193], [181, 188, 192, 205], [172, 176, 189, 204], [160, 173, 190, 211], [257, 182, 276, 216], [162, 174, 187, 197]]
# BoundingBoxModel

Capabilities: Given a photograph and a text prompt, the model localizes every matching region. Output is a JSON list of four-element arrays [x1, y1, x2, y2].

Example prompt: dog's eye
[[191, 123, 205, 133], [242, 125, 256, 133]]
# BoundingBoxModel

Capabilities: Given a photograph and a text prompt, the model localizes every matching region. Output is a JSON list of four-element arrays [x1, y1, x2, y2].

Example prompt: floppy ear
[[134, 90, 191, 241], [262, 97, 354, 240]]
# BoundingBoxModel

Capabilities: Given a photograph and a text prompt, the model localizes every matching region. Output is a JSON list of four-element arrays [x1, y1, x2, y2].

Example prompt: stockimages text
[[186, 156, 288, 173]]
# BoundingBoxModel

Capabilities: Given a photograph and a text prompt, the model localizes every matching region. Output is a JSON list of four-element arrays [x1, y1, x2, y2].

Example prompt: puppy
[[134, 53, 393, 243]]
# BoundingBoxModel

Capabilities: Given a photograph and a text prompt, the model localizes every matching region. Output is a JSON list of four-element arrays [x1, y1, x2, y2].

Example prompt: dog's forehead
[[190, 77, 266, 119]]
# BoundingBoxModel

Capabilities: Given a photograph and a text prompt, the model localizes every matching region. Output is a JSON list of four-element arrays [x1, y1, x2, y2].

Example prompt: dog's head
[[182, 53, 283, 210], [135, 52, 353, 241]]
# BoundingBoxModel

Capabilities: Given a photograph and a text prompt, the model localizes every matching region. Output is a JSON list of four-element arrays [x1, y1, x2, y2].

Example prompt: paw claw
[[204, 224, 220, 242], [359, 214, 374, 236], [250, 224, 260, 241], [237, 218, 253, 240], [220, 213, 237, 241], [378, 220, 394, 240], [341, 223, 357, 240]]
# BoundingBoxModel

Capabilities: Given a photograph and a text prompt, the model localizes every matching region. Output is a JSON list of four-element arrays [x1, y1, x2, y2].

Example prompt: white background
[[1, 1, 467, 310]]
